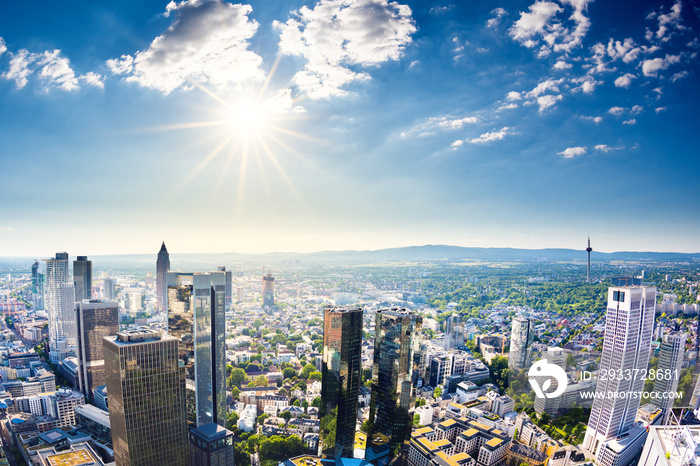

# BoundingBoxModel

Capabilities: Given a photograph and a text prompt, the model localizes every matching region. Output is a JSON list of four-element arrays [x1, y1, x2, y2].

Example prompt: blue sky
[[0, 0, 698, 256]]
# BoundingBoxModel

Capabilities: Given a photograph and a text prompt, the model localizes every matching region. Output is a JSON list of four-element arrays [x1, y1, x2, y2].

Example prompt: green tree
[[309, 371, 322, 382], [283, 368, 297, 379], [253, 319, 263, 330], [226, 411, 239, 431], [231, 386, 240, 399], [281, 411, 292, 422], [301, 363, 316, 379], [228, 368, 248, 387], [312, 397, 322, 408], [251, 375, 269, 387]]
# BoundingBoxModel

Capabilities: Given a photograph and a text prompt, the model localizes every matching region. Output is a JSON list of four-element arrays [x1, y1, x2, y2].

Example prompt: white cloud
[[487, 7, 507, 28], [553, 60, 572, 70], [470, 127, 510, 144], [622, 119, 637, 125], [36, 50, 80, 91], [582, 115, 602, 123], [527, 78, 563, 97], [429, 5, 454, 14], [655, 107, 667, 113], [2, 49, 35, 88], [670, 70, 689, 82], [630, 105, 643, 115], [498, 102, 518, 110], [655, 0, 684, 40], [614, 73, 635, 88], [576, 79, 596, 94], [594, 144, 623, 152], [510, 2, 562, 42], [536, 94, 562, 111], [506, 91, 522, 101], [450, 139, 464, 149], [80, 72, 105, 88], [608, 106, 625, 116], [108, 0, 264, 94], [0, 37, 6, 55], [401, 114, 478, 138], [642, 55, 678, 77], [559, 146, 587, 158], [275, 0, 416, 99], [510, 0, 592, 54]]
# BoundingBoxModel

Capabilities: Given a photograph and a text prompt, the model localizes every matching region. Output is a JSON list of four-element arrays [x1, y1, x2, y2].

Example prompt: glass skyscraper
[[73, 255, 92, 301], [367, 308, 422, 465], [167, 271, 227, 428], [508, 317, 534, 372], [104, 329, 188, 466], [156, 242, 170, 313], [320, 307, 363, 459], [75, 300, 119, 399]]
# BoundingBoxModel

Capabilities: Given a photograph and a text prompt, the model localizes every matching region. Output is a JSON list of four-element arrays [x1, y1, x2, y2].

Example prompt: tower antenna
[[586, 235, 593, 283]]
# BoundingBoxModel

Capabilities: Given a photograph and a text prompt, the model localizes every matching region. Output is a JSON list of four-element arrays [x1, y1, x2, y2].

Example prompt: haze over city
[[1, 0, 699, 256]]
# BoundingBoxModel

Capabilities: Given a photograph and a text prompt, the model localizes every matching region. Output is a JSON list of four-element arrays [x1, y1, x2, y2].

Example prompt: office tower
[[31, 260, 44, 310], [45, 252, 70, 363], [73, 256, 93, 301], [586, 236, 593, 283], [189, 423, 235, 466], [75, 300, 119, 399], [508, 317, 534, 373], [217, 266, 233, 310], [320, 307, 363, 459], [641, 425, 700, 466], [156, 242, 170, 313], [428, 355, 451, 388], [652, 332, 686, 423], [444, 314, 464, 350], [583, 286, 655, 466], [168, 271, 227, 427], [263, 273, 274, 307], [367, 309, 422, 465], [103, 277, 116, 300], [104, 329, 188, 466]]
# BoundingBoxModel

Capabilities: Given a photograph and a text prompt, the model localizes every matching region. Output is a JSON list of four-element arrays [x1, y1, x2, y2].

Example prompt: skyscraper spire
[[586, 235, 593, 283], [156, 242, 170, 314]]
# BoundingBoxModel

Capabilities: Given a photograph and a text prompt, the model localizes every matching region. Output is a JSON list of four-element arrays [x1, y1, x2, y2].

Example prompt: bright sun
[[221, 98, 268, 138]]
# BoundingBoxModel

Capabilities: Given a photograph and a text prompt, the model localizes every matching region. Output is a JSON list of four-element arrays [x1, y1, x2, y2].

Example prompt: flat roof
[[469, 421, 490, 431], [439, 419, 457, 427], [485, 437, 503, 448], [415, 427, 434, 435], [435, 451, 460, 466], [433, 439, 451, 448], [45, 449, 98, 466], [418, 437, 437, 452], [461, 428, 479, 438]]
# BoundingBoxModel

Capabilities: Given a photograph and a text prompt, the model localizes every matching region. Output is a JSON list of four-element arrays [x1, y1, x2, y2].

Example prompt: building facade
[[168, 271, 227, 428], [508, 317, 533, 373], [651, 332, 686, 422], [582, 286, 655, 466], [189, 422, 235, 466], [156, 242, 170, 313], [444, 315, 464, 350], [368, 308, 422, 465], [320, 307, 363, 459], [73, 256, 92, 302], [45, 252, 71, 363], [263, 273, 275, 307], [76, 300, 119, 399], [104, 329, 188, 466]]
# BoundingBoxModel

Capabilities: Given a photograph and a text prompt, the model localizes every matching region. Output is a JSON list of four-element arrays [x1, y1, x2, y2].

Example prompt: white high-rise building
[[583, 285, 656, 466], [509, 317, 534, 372], [45, 252, 71, 363], [652, 332, 686, 423]]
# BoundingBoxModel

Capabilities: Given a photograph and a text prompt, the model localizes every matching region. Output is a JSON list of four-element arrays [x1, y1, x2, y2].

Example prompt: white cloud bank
[[275, 0, 416, 99], [107, 0, 264, 94], [470, 127, 511, 144], [2, 47, 103, 91], [559, 146, 587, 158]]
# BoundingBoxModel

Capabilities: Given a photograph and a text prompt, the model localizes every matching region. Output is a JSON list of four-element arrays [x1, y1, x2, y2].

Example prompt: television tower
[[586, 236, 592, 283]]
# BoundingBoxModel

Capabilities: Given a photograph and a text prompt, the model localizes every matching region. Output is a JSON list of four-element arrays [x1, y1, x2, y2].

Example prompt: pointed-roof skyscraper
[[156, 242, 170, 314]]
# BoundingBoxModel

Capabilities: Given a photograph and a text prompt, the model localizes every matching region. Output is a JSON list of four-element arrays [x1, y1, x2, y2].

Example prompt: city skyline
[[1, 0, 699, 256]]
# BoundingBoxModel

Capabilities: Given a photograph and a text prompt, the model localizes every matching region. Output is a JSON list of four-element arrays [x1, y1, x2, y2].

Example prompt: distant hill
[[3, 245, 698, 271]]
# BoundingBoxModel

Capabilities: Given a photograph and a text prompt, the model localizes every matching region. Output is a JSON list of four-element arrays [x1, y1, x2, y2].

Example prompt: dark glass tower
[[76, 300, 119, 399], [156, 242, 170, 313], [262, 273, 275, 307], [320, 307, 363, 459], [73, 256, 92, 302], [189, 422, 235, 466], [367, 309, 422, 465], [168, 272, 227, 428], [104, 329, 188, 466]]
